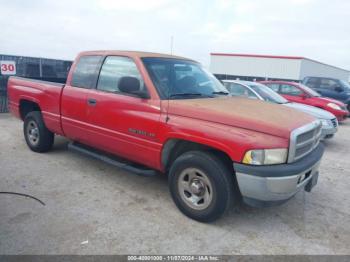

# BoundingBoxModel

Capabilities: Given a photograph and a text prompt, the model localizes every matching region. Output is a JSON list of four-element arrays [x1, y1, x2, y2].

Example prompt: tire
[[168, 151, 237, 222], [23, 111, 54, 152]]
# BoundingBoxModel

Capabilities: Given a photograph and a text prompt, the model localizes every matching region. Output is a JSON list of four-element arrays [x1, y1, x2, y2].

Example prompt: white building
[[210, 53, 350, 82]]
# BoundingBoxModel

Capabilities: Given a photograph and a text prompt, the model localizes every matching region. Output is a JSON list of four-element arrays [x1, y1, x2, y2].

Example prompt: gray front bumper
[[321, 125, 337, 139], [234, 143, 324, 207]]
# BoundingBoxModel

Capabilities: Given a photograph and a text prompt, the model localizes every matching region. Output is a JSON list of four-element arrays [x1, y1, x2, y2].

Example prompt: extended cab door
[[61, 55, 103, 142], [84, 56, 162, 168]]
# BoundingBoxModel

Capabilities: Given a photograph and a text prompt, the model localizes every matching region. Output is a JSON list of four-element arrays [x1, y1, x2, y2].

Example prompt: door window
[[71, 56, 102, 89], [280, 84, 303, 96], [305, 77, 319, 88], [265, 83, 280, 92], [319, 79, 339, 90], [97, 56, 145, 94], [227, 83, 257, 98]]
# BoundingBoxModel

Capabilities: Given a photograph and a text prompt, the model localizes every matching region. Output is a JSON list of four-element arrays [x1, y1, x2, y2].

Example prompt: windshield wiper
[[212, 91, 229, 95], [170, 93, 212, 98]]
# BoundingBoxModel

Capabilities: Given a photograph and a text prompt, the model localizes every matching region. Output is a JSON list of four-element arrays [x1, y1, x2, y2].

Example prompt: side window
[[71, 56, 102, 88], [97, 56, 145, 94], [319, 79, 338, 90], [266, 83, 280, 92], [305, 77, 319, 88], [223, 82, 230, 91], [229, 83, 257, 98], [280, 84, 303, 96]]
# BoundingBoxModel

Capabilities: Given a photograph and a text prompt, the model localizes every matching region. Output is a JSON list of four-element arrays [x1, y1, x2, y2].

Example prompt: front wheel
[[24, 111, 54, 152], [168, 151, 237, 222]]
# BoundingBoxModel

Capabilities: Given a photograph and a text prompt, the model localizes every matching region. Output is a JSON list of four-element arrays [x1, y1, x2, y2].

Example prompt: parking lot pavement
[[0, 113, 349, 255]]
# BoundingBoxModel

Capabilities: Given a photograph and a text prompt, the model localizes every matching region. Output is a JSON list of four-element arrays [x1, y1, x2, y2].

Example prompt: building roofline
[[210, 53, 350, 72], [210, 53, 305, 60], [302, 57, 350, 72]]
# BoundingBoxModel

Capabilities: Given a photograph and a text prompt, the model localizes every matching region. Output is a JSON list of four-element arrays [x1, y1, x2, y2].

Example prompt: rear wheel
[[168, 151, 237, 222], [24, 111, 54, 152]]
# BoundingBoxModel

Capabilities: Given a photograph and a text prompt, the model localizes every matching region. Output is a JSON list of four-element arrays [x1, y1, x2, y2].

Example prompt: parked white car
[[223, 80, 338, 139]]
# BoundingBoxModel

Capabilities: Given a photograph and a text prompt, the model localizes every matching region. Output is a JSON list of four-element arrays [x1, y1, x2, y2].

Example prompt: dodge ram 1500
[[8, 51, 324, 222]]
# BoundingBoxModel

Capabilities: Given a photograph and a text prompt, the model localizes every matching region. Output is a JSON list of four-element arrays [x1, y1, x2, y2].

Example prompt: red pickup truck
[[8, 51, 324, 222]]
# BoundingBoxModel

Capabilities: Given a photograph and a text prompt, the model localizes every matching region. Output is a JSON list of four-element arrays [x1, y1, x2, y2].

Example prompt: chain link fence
[[0, 54, 72, 113], [0, 90, 8, 112]]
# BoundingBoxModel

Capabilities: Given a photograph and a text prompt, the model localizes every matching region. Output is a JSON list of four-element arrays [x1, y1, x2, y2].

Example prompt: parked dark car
[[302, 77, 350, 111]]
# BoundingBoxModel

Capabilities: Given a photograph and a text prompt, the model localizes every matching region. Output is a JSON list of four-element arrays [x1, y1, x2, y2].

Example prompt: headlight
[[321, 119, 331, 127], [242, 148, 288, 165], [327, 103, 341, 110]]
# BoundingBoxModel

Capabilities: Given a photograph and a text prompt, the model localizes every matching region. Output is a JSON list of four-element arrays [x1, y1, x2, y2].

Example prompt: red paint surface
[[261, 81, 349, 121]]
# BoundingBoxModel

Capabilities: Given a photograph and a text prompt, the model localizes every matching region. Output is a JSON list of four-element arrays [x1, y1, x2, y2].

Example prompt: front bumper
[[233, 143, 324, 207], [321, 124, 337, 139]]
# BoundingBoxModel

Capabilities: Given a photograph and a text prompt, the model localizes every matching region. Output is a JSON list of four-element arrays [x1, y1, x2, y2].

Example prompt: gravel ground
[[0, 113, 349, 255]]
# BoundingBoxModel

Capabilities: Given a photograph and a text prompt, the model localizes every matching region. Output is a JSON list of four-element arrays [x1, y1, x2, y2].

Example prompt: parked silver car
[[223, 80, 338, 139]]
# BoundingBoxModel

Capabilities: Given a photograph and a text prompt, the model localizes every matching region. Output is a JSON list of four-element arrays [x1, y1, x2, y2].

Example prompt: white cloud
[[97, 0, 171, 11]]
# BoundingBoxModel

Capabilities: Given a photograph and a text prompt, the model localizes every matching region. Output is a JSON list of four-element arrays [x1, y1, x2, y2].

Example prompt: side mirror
[[129, 90, 150, 99], [118, 76, 150, 99], [334, 85, 344, 92]]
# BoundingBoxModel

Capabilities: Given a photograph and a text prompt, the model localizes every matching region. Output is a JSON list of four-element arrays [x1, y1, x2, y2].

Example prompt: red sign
[[1, 61, 16, 75]]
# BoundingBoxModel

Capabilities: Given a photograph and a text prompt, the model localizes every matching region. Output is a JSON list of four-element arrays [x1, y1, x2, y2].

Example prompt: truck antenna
[[170, 36, 174, 55]]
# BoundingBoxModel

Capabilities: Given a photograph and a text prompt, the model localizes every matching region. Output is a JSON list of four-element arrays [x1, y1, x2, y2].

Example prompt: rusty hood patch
[[168, 97, 315, 138]]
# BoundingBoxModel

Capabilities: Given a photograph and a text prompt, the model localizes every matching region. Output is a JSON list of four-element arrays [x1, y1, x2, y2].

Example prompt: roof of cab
[[77, 50, 196, 61]]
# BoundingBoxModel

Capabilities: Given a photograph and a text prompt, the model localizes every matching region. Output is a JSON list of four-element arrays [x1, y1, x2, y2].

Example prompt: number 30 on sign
[[1, 61, 16, 75]]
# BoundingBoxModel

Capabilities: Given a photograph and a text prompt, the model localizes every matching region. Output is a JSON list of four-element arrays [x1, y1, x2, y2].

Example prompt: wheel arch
[[19, 99, 41, 120], [161, 138, 234, 174]]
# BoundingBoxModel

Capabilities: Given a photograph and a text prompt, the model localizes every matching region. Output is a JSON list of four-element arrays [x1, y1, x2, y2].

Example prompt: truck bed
[[7, 76, 65, 135]]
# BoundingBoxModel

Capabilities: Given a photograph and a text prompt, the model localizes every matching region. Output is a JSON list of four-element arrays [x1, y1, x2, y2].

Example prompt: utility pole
[[170, 36, 174, 55]]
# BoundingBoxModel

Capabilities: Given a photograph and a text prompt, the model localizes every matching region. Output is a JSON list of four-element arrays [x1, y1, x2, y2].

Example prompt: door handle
[[87, 98, 97, 106]]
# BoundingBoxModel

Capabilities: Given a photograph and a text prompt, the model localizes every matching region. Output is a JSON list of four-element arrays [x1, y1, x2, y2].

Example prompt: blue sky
[[0, 0, 349, 69]]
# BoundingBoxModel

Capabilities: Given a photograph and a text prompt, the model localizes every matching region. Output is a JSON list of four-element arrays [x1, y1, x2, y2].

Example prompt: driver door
[[85, 56, 162, 168]]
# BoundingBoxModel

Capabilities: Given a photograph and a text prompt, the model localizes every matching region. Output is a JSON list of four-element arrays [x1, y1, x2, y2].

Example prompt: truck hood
[[284, 102, 335, 120], [167, 97, 315, 139]]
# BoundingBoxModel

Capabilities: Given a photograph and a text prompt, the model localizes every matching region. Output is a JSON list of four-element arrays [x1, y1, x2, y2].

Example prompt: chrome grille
[[331, 118, 338, 128], [288, 120, 322, 163], [296, 129, 314, 144]]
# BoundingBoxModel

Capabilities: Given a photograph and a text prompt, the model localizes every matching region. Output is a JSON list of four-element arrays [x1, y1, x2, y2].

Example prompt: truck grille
[[331, 118, 338, 128], [288, 120, 322, 163]]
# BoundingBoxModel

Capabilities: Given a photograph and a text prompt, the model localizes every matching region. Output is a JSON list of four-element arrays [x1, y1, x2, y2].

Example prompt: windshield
[[340, 80, 350, 90], [142, 57, 228, 99], [298, 83, 321, 96], [247, 83, 288, 104]]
